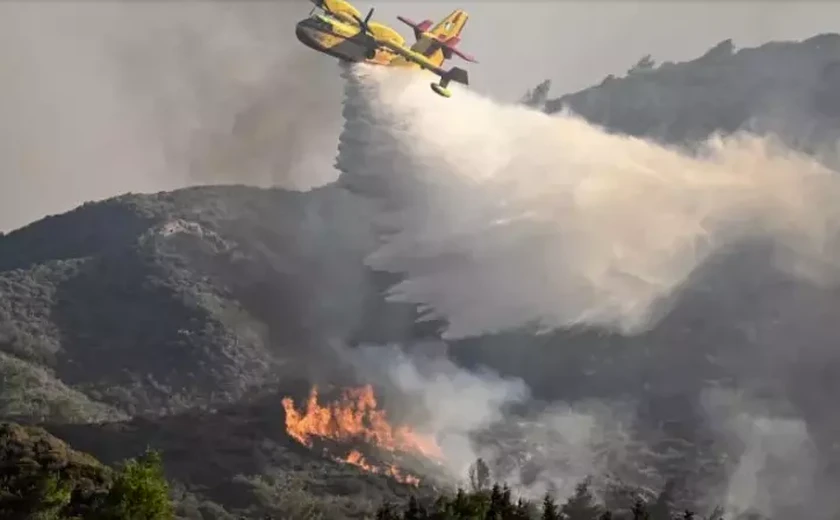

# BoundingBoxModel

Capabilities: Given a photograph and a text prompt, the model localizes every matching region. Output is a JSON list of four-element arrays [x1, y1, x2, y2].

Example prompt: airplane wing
[[377, 39, 446, 76], [377, 39, 469, 87], [311, 0, 365, 23]]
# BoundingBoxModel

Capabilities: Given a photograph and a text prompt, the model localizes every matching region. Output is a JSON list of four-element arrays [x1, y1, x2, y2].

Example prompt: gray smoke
[[702, 388, 820, 518], [0, 1, 343, 232], [348, 340, 828, 516]]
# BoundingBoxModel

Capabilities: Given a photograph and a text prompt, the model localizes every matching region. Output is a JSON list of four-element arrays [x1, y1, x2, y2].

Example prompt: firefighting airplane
[[295, 0, 477, 98]]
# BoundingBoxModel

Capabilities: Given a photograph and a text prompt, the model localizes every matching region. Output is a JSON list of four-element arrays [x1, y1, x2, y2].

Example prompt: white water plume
[[338, 64, 840, 339]]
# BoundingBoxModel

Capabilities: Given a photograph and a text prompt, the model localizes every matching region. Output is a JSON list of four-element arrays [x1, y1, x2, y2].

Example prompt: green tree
[[450, 488, 476, 518], [97, 449, 173, 520], [404, 496, 426, 520], [31, 474, 72, 520], [649, 480, 676, 520], [468, 459, 491, 493], [627, 54, 656, 74], [630, 498, 650, 520], [541, 493, 560, 520], [560, 478, 602, 520], [513, 498, 533, 520], [1, 472, 73, 520], [521, 79, 552, 109], [451, 486, 490, 519], [486, 483, 502, 520], [428, 495, 458, 520], [375, 502, 401, 520]]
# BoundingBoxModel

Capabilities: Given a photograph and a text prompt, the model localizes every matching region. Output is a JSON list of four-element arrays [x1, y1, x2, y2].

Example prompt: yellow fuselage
[[295, 1, 470, 98], [295, 12, 444, 72]]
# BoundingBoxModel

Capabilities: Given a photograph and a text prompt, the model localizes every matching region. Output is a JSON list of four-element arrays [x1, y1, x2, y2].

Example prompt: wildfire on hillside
[[282, 384, 440, 486]]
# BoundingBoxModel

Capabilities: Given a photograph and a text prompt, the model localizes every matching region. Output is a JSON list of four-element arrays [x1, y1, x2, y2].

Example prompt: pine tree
[[485, 483, 504, 520], [428, 495, 457, 520], [649, 480, 676, 520], [468, 459, 491, 493], [451, 487, 489, 519], [520, 79, 552, 109], [631, 498, 650, 520], [376, 502, 401, 520], [542, 493, 560, 520], [560, 478, 602, 520], [513, 498, 533, 520], [404, 496, 425, 520], [499, 484, 516, 518]]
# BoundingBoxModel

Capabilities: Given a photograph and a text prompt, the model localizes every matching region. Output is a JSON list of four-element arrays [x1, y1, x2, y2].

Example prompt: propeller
[[351, 7, 377, 53], [351, 7, 375, 36]]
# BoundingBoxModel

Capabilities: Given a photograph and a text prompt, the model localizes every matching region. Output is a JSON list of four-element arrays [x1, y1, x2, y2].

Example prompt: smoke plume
[[700, 387, 822, 518], [349, 343, 594, 496]]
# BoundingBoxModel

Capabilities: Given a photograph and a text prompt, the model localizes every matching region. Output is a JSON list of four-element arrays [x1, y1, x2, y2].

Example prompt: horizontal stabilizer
[[440, 37, 477, 63], [445, 67, 469, 86], [397, 15, 433, 40]]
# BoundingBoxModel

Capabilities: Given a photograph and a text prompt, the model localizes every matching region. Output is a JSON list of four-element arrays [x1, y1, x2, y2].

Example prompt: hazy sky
[[0, 1, 838, 232], [363, 1, 840, 101]]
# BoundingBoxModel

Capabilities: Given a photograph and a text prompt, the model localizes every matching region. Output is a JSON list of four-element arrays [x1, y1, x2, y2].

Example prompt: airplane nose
[[295, 20, 318, 47]]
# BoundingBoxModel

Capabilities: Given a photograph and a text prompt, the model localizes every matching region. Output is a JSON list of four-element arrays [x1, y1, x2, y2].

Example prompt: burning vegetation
[[282, 385, 440, 486]]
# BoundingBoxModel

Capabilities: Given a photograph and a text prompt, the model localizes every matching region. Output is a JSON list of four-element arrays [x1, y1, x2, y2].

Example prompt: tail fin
[[429, 9, 468, 41], [397, 10, 468, 43], [430, 10, 475, 63], [398, 9, 475, 65]]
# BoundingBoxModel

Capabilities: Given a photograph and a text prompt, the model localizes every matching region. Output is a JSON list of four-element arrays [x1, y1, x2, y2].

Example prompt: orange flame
[[282, 384, 439, 485], [342, 449, 421, 486]]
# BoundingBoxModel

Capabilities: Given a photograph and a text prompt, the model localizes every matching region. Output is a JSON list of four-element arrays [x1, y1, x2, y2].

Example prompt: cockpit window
[[309, 6, 336, 23]]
